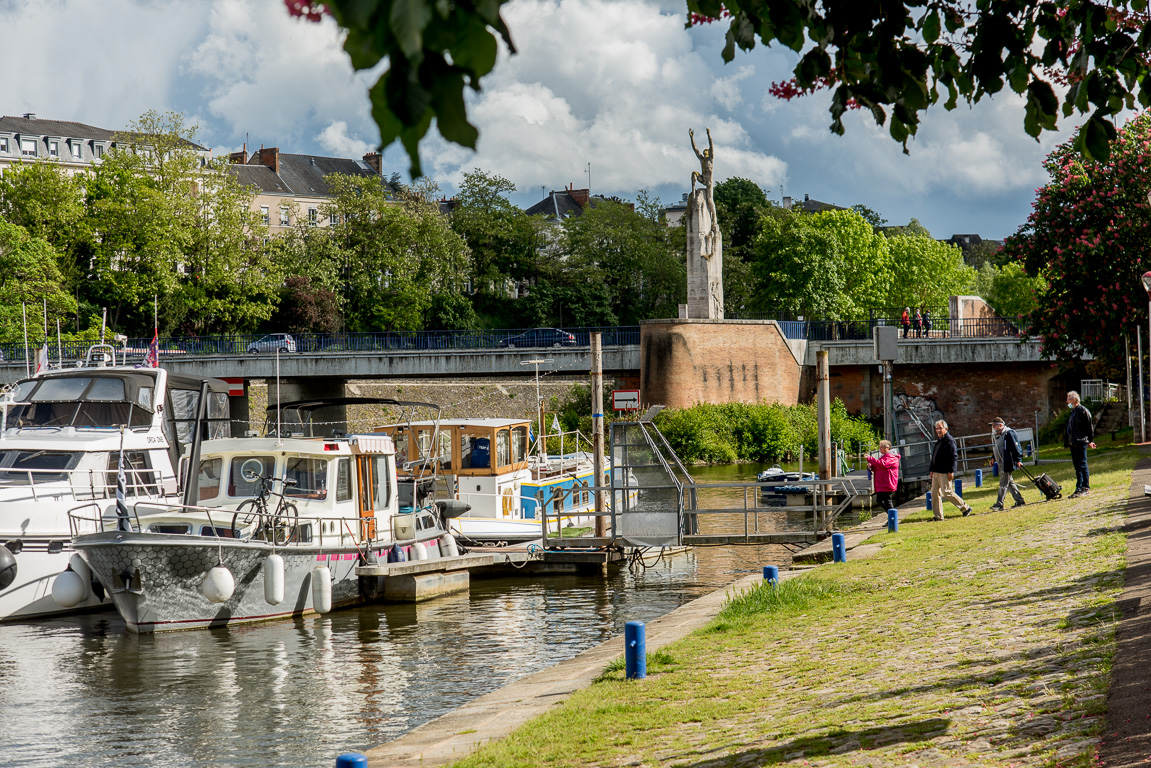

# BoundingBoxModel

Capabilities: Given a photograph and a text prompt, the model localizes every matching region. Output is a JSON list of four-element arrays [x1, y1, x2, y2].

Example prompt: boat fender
[[439, 534, 459, 558], [52, 565, 88, 608], [264, 554, 285, 606], [68, 554, 92, 589], [311, 566, 332, 614], [202, 565, 235, 603], [388, 543, 406, 563], [412, 542, 427, 561], [0, 545, 17, 591], [435, 499, 471, 520]]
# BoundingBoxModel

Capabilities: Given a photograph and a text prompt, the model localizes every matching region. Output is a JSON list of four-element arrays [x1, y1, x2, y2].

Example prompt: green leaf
[[429, 68, 479, 148], [1075, 112, 1116, 162], [447, 19, 499, 76], [922, 10, 940, 44], [390, 0, 433, 59]]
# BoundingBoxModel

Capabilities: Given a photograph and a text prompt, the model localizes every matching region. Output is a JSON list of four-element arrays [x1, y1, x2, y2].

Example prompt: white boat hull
[[0, 542, 109, 621]]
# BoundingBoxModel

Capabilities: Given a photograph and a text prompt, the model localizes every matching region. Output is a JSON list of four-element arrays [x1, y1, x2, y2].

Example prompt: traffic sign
[[612, 389, 640, 411]]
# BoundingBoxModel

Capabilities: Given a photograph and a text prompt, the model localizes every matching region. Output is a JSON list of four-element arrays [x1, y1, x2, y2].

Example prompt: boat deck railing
[[0, 465, 168, 503]]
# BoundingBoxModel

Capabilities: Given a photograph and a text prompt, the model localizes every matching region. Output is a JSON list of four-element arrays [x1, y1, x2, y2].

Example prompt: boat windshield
[[3, 374, 155, 429], [0, 450, 82, 484]]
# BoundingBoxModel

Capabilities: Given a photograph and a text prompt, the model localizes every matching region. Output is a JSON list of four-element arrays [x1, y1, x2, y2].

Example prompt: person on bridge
[[922, 309, 933, 338], [989, 417, 1026, 511], [914, 310, 923, 338], [929, 420, 973, 520], [1066, 391, 1096, 497], [866, 440, 900, 512], [901, 307, 911, 338]]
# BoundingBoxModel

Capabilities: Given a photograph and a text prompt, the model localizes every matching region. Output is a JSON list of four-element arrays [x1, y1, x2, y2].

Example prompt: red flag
[[145, 329, 159, 368]]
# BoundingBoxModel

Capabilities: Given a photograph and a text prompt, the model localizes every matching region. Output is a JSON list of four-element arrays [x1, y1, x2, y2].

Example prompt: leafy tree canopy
[[1005, 110, 1151, 363]]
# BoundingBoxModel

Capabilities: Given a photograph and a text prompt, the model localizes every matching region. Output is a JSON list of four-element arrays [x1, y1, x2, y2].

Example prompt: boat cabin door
[[356, 457, 378, 540]]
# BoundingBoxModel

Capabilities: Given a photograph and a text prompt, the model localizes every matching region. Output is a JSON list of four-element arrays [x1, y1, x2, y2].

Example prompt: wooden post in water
[[591, 333, 607, 538]]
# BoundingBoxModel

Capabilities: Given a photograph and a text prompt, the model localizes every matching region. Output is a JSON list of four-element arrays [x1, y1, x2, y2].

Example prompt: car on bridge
[[247, 333, 297, 354], [498, 328, 577, 349]]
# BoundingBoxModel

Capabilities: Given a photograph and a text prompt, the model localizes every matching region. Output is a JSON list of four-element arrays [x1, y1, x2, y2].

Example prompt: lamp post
[[1141, 271, 1151, 442]]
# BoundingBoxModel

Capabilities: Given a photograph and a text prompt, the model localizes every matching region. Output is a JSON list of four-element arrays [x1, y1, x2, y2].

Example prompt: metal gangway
[[539, 421, 875, 549]]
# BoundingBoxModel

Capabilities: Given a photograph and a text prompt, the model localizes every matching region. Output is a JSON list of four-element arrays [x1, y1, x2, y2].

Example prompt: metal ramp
[[608, 420, 696, 547]]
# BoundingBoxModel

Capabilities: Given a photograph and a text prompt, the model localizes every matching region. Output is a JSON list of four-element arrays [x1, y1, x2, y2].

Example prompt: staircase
[[1094, 402, 1129, 436]]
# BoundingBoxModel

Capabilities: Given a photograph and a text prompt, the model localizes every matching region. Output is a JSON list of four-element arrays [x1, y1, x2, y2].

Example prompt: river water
[[0, 462, 822, 768]]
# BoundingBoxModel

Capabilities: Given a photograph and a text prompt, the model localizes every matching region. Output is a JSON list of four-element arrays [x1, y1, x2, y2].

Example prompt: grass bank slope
[[450, 445, 1139, 768]]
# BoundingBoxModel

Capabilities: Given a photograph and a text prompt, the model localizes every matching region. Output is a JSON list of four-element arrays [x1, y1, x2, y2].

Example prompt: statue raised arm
[[689, 128, 717, 234]]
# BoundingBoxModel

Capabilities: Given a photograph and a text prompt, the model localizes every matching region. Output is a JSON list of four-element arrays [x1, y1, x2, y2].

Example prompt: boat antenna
[[275, 348, 282, 447], [21, 303, 29, 378]]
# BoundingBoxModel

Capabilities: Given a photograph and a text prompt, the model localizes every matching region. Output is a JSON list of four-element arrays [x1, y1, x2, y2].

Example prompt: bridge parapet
[[809, 338, 1054, 367]]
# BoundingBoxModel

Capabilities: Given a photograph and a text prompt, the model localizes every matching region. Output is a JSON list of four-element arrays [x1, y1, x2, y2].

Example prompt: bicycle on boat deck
[[230, 465, 300, 546]]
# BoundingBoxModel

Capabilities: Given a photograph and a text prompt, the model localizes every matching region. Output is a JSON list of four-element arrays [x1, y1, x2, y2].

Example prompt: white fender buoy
[[311, 566, 332, 614], [202, 565, 235, 603], [68, 554, 92, 590], [439, 534, 459, 558], [412, 542, 427, 561], [264, 554, 285, 606], [51, 566, 87, 608]]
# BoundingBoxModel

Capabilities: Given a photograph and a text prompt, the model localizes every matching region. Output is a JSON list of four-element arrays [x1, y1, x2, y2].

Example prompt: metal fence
[[1080, 379, 1124, 403]]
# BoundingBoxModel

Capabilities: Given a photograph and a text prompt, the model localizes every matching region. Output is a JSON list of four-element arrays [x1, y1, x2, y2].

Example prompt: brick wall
[[640, 320, 801, 408]]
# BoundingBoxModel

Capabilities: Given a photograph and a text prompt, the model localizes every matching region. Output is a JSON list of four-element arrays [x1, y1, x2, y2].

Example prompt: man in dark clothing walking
[[989, 417, 1026, 510], [1066, 391, 1096, 497], [929, 420, 973, 520]]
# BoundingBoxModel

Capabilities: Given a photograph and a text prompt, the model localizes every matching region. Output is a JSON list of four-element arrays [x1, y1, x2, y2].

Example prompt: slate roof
[[229, 164, 290, 195], [524, 190, 587, 221], [0, 115, 117, 141], [271, 153, 378, 196]]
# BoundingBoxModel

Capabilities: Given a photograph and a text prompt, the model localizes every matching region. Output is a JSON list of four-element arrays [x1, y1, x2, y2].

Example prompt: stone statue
[[686, 128, 723, 319]]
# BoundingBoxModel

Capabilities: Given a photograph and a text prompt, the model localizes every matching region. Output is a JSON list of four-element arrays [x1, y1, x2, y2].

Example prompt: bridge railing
[[0, 326, 643, 365]]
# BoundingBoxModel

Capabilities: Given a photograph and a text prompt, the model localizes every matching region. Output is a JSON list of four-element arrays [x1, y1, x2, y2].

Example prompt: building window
[[308, 208, 317, 226], [279, 206, 289, 226], [329, 212, 338, 226], [48, 140, 59, 158], [260, 205, 269, 224], [20, 139, 36, 157], [0, 137, 8, 154], [93, 144, 104, 159], [70, 142, 81, 160]]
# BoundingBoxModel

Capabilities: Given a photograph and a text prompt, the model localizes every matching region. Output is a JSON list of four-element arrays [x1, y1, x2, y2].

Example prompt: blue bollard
[[975, 468, 983, 488], [992, 461, 999, 477], [886, 508, 899, 532], [954, 478, 963, 498], [336, 754, 368, 768], [831, 532, 846, 562], [763, 565, 779, 584], [625, 621, 646, 680], [925, 491, 932, 510]]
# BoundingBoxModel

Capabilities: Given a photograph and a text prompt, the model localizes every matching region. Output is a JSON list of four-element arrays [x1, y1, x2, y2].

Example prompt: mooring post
[[925, 491, 932, 510], [954, 478, 962, 498], [335, 754, 367, 768], [763, 565, 779, 585], [831, 532, 846, 562], [816, 350, 831, 481], [886, 508, 898, 532], [625, 621, 646, 679], [591, 332, 606, 538], [975, 468, 983, 487], [992, 461, 999, 477]]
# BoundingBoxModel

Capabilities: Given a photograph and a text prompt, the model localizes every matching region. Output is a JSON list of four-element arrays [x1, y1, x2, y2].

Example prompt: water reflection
[[0, 463, 802, 768]]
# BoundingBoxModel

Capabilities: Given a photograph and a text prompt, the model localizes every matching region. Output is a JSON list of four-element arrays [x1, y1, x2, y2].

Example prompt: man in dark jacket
[[1066, 391, 1096, 497], [989, 417, 1026, 510], [929, 420, 973, 520]]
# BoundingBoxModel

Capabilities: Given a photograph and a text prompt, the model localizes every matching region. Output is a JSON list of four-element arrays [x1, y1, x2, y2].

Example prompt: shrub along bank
[[651, 399, 880, 464]]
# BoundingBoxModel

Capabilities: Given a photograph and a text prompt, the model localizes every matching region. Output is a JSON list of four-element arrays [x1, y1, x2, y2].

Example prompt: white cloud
[[425, 0, 788, 200], [317, 120, 371, 157]]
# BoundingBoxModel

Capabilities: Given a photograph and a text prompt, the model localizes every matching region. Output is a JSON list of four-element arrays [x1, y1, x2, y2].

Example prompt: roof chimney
[[362, 152, 382, 175], [252, 147, 280, 174], [22, 113, 35, 120], [568, 187, 590, 208], [229, 142, 248, 165], [804, 193, 810, 202]]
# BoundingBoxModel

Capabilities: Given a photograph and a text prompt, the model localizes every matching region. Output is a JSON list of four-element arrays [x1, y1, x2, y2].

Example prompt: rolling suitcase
[[1018, 464, 1062, 501]]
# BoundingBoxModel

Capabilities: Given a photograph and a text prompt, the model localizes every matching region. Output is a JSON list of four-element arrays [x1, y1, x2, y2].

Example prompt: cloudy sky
[[0, 0, 1079, 239]]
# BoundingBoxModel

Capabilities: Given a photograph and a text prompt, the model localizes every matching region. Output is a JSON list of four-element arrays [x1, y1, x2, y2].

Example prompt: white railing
[[1081, 379, 1124, 403]]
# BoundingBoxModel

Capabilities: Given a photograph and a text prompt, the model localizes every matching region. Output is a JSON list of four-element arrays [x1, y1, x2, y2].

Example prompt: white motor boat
[[375, 417, 607, 543], [0, 345, 229, 621], [70, 415, 457, 633]]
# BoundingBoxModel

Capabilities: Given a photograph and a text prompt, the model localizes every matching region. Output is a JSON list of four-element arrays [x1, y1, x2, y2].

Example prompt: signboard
[[221, 377, 246, 397], [612, 389, 640, 411]]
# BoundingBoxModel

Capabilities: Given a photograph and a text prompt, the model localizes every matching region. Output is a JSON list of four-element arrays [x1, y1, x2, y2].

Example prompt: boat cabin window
[[7, 374, 156, 429], [336, 458, 352, 502], [392, 430, 410, 467], [512, 426, 528, 463], [285, 457, 328, 500], [106, 452, 158, 495], [373, 456, 393, 508], [434, 431, 451, 470], [0, 450, 81, 484], [148, 523, 192, 535], [168, 388, 230, 446], [200, 526, 236, 538], [229, 456, 275, 497], [198, 458, 223, 501], [459, 432, 490, 470], [495, 429, 510, 468]]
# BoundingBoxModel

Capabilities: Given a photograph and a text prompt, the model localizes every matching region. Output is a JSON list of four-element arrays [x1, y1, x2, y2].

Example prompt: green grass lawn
[[447, 444, 1142, 768]]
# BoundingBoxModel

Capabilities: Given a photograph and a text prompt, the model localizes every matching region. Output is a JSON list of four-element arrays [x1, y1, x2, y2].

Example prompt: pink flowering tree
[[1004, 111, 1151, 364]]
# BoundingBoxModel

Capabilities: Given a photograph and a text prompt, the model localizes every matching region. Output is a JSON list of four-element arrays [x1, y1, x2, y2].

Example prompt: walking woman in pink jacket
[[866, 440, 901, 511]]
